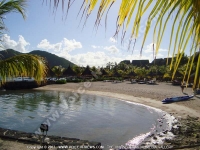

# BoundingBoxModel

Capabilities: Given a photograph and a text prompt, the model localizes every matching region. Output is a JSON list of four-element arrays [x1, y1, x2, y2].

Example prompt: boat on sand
[[162, 95, 194, 103]]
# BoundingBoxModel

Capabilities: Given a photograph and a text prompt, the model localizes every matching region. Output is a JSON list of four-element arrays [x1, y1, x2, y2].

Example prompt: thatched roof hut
[[63, 65, 77, 76], [81, 66, 93, 77]]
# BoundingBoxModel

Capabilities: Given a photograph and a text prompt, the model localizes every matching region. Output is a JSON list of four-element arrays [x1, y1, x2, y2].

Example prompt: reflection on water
[[0, 90, 166, 148]]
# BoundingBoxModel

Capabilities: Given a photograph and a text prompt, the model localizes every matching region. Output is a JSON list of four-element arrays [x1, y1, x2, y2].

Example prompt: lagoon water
[[0, 90, 167, 148]]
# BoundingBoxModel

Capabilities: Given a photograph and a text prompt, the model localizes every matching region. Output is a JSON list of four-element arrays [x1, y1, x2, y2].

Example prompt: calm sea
[[0, 90, 169, 149]]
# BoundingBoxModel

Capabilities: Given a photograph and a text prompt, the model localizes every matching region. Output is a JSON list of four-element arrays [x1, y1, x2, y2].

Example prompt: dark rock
[[163, 130, 168, 134], [153, 136, 157, 140]]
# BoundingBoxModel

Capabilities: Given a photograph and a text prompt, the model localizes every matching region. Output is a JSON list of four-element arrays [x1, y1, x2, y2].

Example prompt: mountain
[[0, 49, 21, 59], [29, 50, 75, 68], [0, 49, 75, 68]]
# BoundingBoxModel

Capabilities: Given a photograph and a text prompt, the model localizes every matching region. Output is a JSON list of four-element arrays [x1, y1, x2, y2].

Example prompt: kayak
[[162, 95, 194, 103]]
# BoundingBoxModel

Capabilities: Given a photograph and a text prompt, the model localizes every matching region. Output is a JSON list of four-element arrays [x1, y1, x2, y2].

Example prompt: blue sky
[[0, 0, 188, 67]]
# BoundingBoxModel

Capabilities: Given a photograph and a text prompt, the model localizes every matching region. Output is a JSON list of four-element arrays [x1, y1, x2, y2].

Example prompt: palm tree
[[48, 0, 200, 88], [51, 65, 64, 79], [0, 0, 47, 84], [0, 54, 47, 83], [135, 67, 148, 79]]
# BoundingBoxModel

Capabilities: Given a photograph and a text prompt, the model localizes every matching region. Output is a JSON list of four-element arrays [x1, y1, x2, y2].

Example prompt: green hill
[[29, 50, 75, 68], [0, 49, 21, 59], [0, 49, 75, 68]]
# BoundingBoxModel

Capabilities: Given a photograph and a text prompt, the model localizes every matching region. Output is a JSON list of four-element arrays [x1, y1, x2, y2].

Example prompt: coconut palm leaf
[[0, 54, 47, 83], [0, 0, 49, 85], [0, 0, 27, 33], [51, 65, 65, 78], [47, 0, 200, 88]]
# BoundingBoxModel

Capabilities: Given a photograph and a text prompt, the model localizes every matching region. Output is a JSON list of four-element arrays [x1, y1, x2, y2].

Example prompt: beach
[[37, 81, 200, 118], [1, 81, 200, 149]]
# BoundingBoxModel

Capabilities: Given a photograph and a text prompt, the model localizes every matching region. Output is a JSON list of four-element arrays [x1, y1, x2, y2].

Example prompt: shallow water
[[0, 90, 168, 148]]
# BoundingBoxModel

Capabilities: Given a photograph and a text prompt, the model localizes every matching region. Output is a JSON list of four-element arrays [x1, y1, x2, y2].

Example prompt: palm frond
[[47, 0, 200, 88], [0, 54, 47, 84]]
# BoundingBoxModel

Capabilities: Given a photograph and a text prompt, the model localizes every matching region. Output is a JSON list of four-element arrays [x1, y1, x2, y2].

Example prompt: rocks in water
[[153, 136, 157, 140], [163, 130, 168, 134], [0, 127, 101, 148]]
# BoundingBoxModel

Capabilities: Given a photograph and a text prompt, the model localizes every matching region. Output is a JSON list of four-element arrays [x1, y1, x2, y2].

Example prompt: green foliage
[[0, 54, 47, 84], [0, 0, 27, 35], [51, 66, 65, 78], [66, 79, 82, 83], [55, 79, 67, 84]]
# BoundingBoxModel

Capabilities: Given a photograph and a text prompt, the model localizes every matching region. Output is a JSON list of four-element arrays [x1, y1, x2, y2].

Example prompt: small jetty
[[1, 81, 46, 90]]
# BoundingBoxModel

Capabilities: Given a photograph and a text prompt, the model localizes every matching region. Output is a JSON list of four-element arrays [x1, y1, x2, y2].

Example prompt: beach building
[[131, 60, 149, 67], [81, 66, 94, 78], [63, 65, 77, 77]]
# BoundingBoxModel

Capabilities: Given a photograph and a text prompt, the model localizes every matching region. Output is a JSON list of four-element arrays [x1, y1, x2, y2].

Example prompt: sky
[[0, 0, 189, 67]]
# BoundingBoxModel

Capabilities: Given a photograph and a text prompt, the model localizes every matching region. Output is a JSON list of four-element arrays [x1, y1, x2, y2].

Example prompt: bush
[[55, 79, 67, 84], [66, 79, 82, 83]]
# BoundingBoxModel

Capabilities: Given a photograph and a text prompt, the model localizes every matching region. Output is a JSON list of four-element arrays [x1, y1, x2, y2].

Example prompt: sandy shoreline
[[37, 81, 200, 118], [1, 81, 200, 149]]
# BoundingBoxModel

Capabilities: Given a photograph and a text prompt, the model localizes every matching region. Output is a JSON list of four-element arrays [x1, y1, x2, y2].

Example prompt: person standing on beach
[[181, 82, 185, 93]]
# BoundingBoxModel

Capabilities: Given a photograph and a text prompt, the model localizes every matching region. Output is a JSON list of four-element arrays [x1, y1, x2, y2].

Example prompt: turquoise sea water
[[0, 90, 168, 148]]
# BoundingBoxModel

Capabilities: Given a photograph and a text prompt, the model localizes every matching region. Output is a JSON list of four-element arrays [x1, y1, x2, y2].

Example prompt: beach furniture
[[162, 95, 194, 103], [131, 79, 137, 84], [138, 80, 146, 84], [147, 80, 156, 84]]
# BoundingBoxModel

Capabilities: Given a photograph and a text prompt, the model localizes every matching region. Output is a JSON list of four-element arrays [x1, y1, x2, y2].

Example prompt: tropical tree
[[117, 62, 129, 72], [0, 0, 47, 84], [51, 65, 65, 78], [47, 0, 200, 88], [72, 65, 82, 75], [0, 54, 47, 83], [135, 67, 148, 79], [91, 66, 97, 72]]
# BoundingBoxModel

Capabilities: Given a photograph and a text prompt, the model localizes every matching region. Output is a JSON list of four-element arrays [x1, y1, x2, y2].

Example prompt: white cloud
[[109, 37, 117, 43], [0, 34, 30, 52], [104, 45, 119, 54], [144, 43, 168, 53], [57, 51, 122, 67], [62, 38, 82, 52], [37, 38, 82, 53], [91, 45, 101, 49]]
